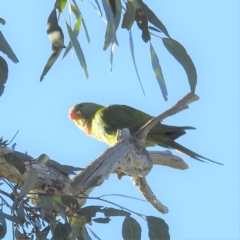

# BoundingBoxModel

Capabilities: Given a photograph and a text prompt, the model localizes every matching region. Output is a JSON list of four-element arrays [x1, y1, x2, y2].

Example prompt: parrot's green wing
[[92, 104, 222, 165]]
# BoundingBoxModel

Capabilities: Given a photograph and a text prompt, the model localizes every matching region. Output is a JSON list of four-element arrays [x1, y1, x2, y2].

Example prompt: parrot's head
[[69, 102, 103, 134]]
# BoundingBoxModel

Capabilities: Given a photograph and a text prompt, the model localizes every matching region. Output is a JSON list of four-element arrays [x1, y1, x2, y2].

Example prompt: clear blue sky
[[0, 1, 239, 239]]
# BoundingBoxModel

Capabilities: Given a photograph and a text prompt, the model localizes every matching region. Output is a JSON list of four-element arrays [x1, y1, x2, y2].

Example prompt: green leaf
[[0, 210, 6, 239], [46, 9, 65, 51], [62, 3, 82, 59], [45, 159, 83, 175], [19, 168, 38, 198], [129, 30, 145, 96], [54, 0, 67, 12], [81, 227, 92, 240], [52, 222, 72, 240], [16, 204, 25, 222], [73, 0, 90, 43], [65, 21, 89, 78], [79, 206, 103, 217], [0, 18, 6, 25], [0, 56, 8, 97], [92, 217, 111, 223], [37, 154, 50, 164], [2, 152, 27, 174], [40, 49, 62, 81], [0, 210, 22, 224], [162, 38, 197, 93], [122, 1, 136, 30], [103, 208, 131, 217], [0, 31, 19, 63], [102, 0, 119, 50], [150, 42, 168, 101], [141, 3, 170, 38], [69, 222, 80, 240], [122, 216, 141, 240], [135, 8, 150, 42], [146, 216, 170, 240], [61, 197, 80, 210]]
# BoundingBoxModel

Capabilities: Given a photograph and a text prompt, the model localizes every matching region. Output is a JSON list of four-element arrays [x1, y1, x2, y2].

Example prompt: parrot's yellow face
[[69, 102, 103, 135]]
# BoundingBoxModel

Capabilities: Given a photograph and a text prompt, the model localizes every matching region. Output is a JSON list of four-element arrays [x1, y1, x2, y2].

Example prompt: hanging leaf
[[62, 3, 82, 59], [102, 0, 119, 50], [0, 210, 6, 239], [141, 3, 170, 38], [0, 56, 8, 97], [0, 31, 19, 63], [103, 208, 131, 217], [69, 222, 80, 240], [0, 18, 5, 25], [129, 30, 145, 96], [45, 159, 83, 175], [61, 197, 80, 210], [47, 9, 65, 51], [19, 168, 38, 198], [65, 21, 89, 78], [52, 222, 72, 240], [135, 8, 150, 42], [150, 42, 168, 101], [122, 1, 136, 30], [54, 0, 67, 12], [2, 151, 27, 174], [146, 216, 170, 240], [92, 217, 111, 223], [162, 38, 197, 93], [122, 216, 141, 240], [40, 50, 62, 81]]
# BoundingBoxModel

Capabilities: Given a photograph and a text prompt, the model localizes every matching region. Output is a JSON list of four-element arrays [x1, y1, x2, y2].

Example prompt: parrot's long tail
[[166, 141, 223, 165]]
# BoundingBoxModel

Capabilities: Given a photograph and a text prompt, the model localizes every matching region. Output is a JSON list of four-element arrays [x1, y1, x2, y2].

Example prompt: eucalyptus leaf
[[19, 168, 38, 198], [122, 1, 136, 30], [0, 210, 6, 239], [62, 3, 82, 59], [135, 8, 150, 42], [146, 216, 170, 240], [40, 49, 62, 81], [82, 227, 92, 240], [150, 42, 168, 100], [66, 21, 89, 78], [69, 222, 80, 240], [61, 197, 80, 210], [0, 18, 5, 25], [54, 0, 67, 12], [0, 31, 19, 63], [3, 151, 27, 174], [47, 9, 65, 51], [142, 2, 170, 37], [92, 217, 111, 223], [122, 216, 141, 240], [52, 222, 72, 240], [129, 30, 145, 96], [162, 38, 197, 93], [102, 0, 119, 50], [103, 208, 131, 217], [0, 210, 22, 224], [0, 56, 8, 97]]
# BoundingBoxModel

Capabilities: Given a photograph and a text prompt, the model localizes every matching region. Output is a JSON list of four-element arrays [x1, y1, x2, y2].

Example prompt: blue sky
[[0, 1, 239, 239]]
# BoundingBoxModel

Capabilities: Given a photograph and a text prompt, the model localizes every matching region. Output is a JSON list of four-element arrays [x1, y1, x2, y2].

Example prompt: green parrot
[[69, 102, 222, 164]]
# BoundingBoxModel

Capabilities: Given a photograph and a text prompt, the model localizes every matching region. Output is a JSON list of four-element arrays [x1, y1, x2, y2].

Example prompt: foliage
[[0, 0, 197, 100]]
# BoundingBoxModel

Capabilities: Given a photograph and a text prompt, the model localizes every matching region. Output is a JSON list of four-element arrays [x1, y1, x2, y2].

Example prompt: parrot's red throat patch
[[69, 110, 77, 120]]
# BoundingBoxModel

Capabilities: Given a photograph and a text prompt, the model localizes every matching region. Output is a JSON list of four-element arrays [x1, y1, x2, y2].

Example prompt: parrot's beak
[[69, 110, 77, 120]]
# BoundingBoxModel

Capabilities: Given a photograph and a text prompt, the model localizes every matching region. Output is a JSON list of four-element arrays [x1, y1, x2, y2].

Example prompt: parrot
[[69, 102, 222, 165]]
